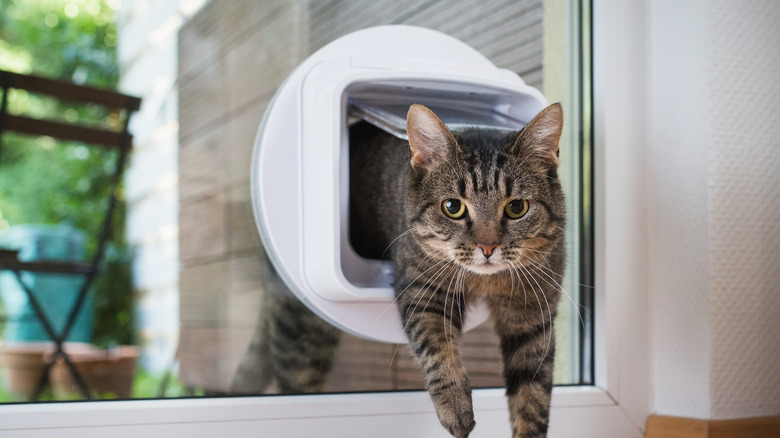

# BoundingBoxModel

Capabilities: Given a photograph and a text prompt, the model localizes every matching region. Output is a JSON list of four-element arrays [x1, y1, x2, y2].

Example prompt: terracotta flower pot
[[0, 342, 139, 399], [50, 345, 139, 399], [0, 342, 51, 398]]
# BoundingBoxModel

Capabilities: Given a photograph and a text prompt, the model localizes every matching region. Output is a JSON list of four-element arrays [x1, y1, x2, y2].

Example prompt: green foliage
[[92, 243, 134, 347], [0, 0, 124, 234], [0, 0, 119, 86], [0, 369, 202, 402], [0, 133, 124, 242], [132, 370, 205, 399], [0, 0, 133, 347]]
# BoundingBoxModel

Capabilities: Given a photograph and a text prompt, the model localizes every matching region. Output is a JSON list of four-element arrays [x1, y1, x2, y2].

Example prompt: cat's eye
[[442, 199, 466, 219], [504, 199, 530, 219]]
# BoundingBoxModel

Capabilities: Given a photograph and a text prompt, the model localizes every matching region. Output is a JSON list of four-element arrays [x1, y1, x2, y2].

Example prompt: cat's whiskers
[[550, 225, 567, 234], [443, 263, 462, 353], [410, 261, 458, 352], [394, 255, 442, 298], [510, 260, 533, 315], [521, 246, 594, 291], [456, 267, 466, 327], [374, 254, 441, 324], [507, 259, 516, 299], [507, 248, 589, 334], [449, 266, 468, 353], [389, 263, 445, 371], [446, 263, 465, 354], [506, 260, 528, 309], [520, 254, 588, 329], [382, 227, 419, 257], [389, 260, 458, 370], [511, 261, 549, 373], [400, 259, 453, 334], [444, 290, 456, 354], [504, 261, 519, 314], [516, 244, 566, 257], [516, 262, 554, 380]]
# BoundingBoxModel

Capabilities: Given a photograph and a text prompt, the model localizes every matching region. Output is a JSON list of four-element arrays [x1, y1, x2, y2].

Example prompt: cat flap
[[348, 81, 532, 140], [253, 25, 547, 343]]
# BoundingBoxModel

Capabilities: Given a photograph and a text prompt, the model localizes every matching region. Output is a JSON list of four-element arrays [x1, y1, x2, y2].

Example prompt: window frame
[[0, 0, 650, 435]]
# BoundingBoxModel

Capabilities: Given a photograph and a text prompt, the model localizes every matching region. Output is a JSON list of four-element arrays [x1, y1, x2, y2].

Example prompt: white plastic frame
[[253, 25, 545, 342], [0, 0, 650, 436]]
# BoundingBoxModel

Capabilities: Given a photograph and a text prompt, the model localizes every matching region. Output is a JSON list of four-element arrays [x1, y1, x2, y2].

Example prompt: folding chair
[[0, 70, 141, 400]]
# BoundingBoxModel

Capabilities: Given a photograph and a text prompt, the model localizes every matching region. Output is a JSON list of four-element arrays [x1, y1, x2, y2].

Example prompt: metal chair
[[0, 70, 141, 400]]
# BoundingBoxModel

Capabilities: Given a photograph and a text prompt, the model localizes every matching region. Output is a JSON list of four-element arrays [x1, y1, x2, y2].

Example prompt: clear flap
[[347, 80, 535, 140]]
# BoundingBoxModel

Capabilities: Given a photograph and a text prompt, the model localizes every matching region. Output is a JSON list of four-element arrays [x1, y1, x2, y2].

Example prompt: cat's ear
[[406, 104, 456, 172], [513, 103, 563, 166]]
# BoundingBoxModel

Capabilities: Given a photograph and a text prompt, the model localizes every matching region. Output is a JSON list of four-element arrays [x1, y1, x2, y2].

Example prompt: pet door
[[251, 25, 546, 342]]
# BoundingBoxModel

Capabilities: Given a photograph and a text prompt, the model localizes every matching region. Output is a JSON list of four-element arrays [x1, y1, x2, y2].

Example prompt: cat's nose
[[476, 243, 498, 259]]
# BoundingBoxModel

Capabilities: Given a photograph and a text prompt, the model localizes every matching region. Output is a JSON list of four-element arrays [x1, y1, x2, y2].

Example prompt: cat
[[233, 102, 565, 437], [230, 246, 341, 394], [350, 103, 565, 438]]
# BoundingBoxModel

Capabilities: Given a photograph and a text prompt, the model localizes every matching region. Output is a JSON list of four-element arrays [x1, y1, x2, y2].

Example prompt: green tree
[[0, 0, 119, 86], [0, 0, 133, 347]]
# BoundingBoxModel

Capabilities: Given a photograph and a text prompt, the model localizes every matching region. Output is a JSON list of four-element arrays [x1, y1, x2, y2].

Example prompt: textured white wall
[[707, 0, 780, 419], [649, 0, 780, 420], [648, 0, 712, 419]]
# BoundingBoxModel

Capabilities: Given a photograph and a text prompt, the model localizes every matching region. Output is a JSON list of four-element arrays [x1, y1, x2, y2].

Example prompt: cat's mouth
[[463, 249, 509, 275], [466, 261, 507, 275]]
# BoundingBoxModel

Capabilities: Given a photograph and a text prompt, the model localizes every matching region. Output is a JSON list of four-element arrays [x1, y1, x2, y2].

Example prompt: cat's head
[[405, 103, 565, 275]]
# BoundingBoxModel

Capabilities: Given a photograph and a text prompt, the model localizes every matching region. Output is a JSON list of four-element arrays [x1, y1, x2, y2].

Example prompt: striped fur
[[231, 250, 341, 395], [351, 104, 565, 437]]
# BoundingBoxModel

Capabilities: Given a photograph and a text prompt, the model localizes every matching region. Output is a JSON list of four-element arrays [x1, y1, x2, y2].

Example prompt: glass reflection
[[0, 0, 589, 402]]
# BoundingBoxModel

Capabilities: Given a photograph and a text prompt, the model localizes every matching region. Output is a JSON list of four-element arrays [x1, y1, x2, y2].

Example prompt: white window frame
[[0, 0, 650, 436]]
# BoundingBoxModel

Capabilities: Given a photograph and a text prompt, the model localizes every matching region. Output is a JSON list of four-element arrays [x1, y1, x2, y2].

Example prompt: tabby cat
[[350, 103, 566, 438], [230, 247, 341, 394], [233, 103, 565, 437]]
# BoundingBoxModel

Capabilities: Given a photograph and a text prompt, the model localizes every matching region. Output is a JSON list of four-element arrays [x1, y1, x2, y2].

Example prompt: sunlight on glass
[[106, 0, 121, 11], [153, 173, 178, 194], [37, 136, 55, 150], [44, 13, 59, 28], [106, 112, 121, 129], [71, 146, 90, 160], [64, 108, 78, 123], [86, 1, 101, 16], [181, 0, 208, 17], [0, 211, 9, 233], [147, 15, 182, 47], [64, 3, 79, 18]]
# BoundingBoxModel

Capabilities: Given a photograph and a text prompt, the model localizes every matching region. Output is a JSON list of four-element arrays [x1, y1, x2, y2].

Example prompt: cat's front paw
[[433, 390, 475, 438]]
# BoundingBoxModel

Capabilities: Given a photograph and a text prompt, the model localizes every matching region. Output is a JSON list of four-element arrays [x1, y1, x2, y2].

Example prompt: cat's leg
[[232, 264, 340, 395], [230, 305, 274, 394], [490, 297, 556, 438], [269, 293, 341, 393], [400, 287, 475, 438]]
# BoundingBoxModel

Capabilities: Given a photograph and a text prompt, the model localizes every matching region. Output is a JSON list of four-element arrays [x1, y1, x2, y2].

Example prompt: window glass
[[0, 0, 591, 402]]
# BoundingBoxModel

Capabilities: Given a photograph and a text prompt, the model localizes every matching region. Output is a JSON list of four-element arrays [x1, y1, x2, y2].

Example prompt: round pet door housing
[[251, 25, 547, 343]]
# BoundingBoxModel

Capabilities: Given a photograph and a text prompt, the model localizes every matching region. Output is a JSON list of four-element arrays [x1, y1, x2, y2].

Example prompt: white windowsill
[[0, 386, 635, 437]]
